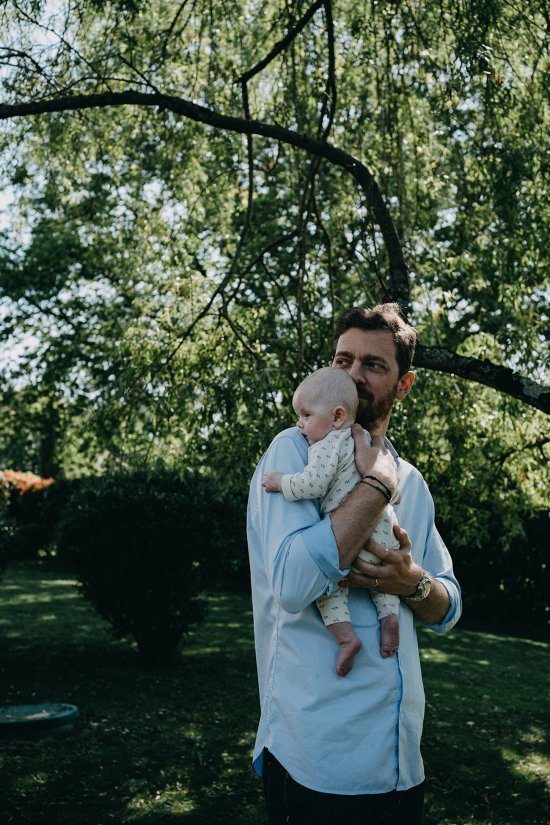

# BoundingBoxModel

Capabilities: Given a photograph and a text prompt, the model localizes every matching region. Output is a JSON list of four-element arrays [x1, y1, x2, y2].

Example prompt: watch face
[[410, 575, 431, 601], [418, 576, 431, 598]]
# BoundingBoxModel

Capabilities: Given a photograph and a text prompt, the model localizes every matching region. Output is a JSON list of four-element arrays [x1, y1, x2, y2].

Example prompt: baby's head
[[293, 367, 358, 444]]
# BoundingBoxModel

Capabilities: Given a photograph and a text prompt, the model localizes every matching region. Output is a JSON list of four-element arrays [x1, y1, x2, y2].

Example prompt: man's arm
[[330, 426, 399, 570]]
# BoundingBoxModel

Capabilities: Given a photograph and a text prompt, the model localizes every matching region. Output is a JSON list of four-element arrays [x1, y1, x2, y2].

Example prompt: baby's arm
[[262, 471, 283, 492], [280, 437, 341, 501], [262, 436, 341, 500]]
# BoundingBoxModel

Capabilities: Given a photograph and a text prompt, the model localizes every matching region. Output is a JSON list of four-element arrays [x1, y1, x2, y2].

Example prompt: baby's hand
[[262, 471, 283, 493]]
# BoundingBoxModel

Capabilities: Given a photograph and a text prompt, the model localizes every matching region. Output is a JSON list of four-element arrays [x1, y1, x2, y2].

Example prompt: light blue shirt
[[247, 426, 461, 794]]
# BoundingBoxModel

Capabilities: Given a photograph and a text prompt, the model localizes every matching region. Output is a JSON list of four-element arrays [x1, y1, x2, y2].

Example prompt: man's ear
[[333, 405, 348, 428], [396, 370, 415, 400]]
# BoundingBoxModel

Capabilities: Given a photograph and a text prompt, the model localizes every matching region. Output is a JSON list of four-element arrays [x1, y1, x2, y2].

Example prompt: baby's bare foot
[[336, 635, 363, 676], [380, 614, 400, 658], [326, 621, 363, 677]]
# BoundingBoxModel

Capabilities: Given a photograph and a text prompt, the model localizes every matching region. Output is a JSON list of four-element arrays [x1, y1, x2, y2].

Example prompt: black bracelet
[[360, 479, 392, 503], [362, 475, 394, 500]]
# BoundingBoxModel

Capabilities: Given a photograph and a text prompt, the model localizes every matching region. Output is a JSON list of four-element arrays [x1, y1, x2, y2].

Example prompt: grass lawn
[[0, 563, 548, 824]]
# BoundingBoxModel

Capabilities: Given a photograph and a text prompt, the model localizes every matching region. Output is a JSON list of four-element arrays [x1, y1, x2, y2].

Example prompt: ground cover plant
[[0, 563, 548, 824]]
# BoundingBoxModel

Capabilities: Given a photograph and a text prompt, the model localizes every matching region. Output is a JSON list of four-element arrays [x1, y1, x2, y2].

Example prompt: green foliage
[[54, 470, 245, 661], [0, 505, 15, 579], [388, 371, 549, 636], [0, 0, 548, 633], [0, 470, 58, 562], [453, 511, 549, 638]]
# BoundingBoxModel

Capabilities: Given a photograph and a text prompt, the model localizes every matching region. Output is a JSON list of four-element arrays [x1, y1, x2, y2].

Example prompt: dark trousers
[[263, 749, 424, 825]]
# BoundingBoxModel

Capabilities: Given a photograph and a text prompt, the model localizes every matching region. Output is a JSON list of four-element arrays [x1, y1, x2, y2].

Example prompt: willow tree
[[0, 0, 548, 565]]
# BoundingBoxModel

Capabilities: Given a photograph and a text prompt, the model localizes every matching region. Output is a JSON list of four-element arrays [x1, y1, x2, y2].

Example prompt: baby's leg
[[371, 592, 400, 658], [380, 615, 399, 658], [317, 588, 362, 677], [361, 505, 401, 657]]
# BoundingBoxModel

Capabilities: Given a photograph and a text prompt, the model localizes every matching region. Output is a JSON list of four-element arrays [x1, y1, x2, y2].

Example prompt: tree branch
[[0, 90, 545, 412], [237, 0, 324, 84], [0, 89, 409, 309], [414, 345, 550, 414], [318, 0, 337, 142]]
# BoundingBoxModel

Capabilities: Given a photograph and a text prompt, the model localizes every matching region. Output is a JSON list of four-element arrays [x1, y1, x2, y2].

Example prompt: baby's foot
[[380, 614, 400, 658], [335, 632, 363, 677]]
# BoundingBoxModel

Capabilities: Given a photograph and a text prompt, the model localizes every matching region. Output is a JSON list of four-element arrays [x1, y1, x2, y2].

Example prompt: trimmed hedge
[[55, 470, 246, 662], [0, 471, 56, 561], [441, 510, 549, 640]]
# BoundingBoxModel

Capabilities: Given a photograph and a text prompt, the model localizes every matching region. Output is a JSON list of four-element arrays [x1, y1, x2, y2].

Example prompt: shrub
[[442, 509, 549, 640], [55, 470, 243, 662], [0, 505, 15, 579], [0, 470, 56, 561]]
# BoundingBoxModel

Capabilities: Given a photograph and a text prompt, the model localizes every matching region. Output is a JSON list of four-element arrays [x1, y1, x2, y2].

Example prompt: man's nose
[[347, 361, 365, 384]]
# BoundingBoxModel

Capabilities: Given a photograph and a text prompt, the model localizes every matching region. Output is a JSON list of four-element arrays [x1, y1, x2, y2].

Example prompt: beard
[[355, 384, 398, 430]]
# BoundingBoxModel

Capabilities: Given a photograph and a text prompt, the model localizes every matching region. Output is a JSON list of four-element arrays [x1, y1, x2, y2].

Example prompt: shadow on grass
[[1, 564, 548, 824], [0, 564, 265, 825], [418, 628, 549, 825]]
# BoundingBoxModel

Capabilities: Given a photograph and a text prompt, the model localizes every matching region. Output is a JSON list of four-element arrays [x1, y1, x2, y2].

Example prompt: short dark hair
[[333, 304, 417, 377]]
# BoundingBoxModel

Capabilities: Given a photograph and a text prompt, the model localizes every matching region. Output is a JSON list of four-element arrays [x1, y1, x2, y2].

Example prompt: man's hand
[[340, 524, 452, 625], [351, 425, 398, 496], [262, 471, 283, 492], [339, 524, 422, 596]]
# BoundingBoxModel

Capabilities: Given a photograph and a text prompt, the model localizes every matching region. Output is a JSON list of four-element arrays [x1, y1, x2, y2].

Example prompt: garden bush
[[0, 470, 55, 560], [0, 504, 15, 579], [441, 509, 549, 640], [55, 470, 245, 661]]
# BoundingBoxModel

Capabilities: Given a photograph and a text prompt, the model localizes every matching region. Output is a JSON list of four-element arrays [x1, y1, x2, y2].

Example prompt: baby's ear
[[333, 405, 347, 428]]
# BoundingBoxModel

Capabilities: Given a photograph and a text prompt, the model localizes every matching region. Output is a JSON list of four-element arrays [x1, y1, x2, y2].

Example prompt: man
[[247, 304, 461, 824]]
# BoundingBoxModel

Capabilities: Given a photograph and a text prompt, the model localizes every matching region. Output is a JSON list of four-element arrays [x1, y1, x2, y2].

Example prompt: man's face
[[332, 328, 412, 434]]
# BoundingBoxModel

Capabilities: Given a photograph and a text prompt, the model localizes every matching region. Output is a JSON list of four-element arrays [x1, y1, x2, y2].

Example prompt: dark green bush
[[442, 510, 549, 640], [0, 472, 56, 560], [0, 504, 15, 579], [55, 470, 245, 661]]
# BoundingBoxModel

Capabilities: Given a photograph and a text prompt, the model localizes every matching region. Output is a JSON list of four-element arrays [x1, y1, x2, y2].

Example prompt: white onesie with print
[[281, 427, 400, 626]]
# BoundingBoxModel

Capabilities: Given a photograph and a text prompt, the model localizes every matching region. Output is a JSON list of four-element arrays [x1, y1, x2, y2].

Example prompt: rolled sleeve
[[396, 464, 462, 635], [249, 428, 347, 614], [419, 521, 462, 634], [301, 517, 349, 582]]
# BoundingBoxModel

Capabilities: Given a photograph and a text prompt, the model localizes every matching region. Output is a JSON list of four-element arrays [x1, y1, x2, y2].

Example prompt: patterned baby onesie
[[281, 428, 400, 626]]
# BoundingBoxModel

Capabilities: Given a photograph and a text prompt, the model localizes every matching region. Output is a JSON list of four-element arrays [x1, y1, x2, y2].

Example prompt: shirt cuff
[[300, 516, 349, 584], [420, 579, 462, 633]]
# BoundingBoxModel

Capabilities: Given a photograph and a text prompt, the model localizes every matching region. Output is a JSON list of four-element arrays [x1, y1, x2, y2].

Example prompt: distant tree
[[0, 1, 547, 485]]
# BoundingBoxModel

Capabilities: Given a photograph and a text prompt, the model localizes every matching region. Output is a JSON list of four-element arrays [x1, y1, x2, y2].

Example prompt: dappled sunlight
[[420, 648, 451, 664], [1, 565, 547, 824], [125, 787, 197, 816], [1, 589, 81, 604], [501, 746, 550, 787], [418, 623, 550, 824]]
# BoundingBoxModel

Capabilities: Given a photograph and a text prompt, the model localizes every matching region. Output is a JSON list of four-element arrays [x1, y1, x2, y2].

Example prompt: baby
[[263, 367, 400, 677]]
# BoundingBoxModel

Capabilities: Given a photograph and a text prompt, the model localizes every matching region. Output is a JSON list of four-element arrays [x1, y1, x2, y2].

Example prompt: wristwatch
[[404, 573, 432, 602]]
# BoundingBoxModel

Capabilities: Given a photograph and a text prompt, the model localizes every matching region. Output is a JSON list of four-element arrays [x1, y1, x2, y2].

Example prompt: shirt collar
[[384, 436, 400, 466]]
